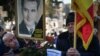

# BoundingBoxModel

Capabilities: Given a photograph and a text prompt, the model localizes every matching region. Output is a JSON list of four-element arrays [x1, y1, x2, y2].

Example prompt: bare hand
[[66, 48, 80, 56]]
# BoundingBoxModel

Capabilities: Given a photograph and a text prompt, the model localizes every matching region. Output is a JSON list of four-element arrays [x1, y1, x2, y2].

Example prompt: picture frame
[[16, 0, 44, 40]]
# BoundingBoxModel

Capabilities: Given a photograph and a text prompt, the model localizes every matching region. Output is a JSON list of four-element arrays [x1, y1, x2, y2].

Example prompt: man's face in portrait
[[23, 0, 38, 26]]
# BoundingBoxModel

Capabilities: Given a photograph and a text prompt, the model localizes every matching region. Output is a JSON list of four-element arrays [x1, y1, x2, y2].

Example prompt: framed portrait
[[16, 0, 44, 40]]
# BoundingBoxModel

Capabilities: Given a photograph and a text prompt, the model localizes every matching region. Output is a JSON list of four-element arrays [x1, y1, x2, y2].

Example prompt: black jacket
[[19, 20, 30, 35], [56, 31, 100, 56], [0, 32, 10, 56]]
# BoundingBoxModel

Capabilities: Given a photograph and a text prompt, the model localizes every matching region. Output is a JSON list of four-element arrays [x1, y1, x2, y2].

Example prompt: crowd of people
[[0, 12, 100, 56]]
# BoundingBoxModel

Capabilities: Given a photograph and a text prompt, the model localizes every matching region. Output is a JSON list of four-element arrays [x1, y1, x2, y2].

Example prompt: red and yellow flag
[[72, 0, 94, 50]]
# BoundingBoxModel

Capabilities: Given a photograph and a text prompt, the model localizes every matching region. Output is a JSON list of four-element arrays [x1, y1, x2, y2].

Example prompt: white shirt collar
[[26, 23, 35, 33]]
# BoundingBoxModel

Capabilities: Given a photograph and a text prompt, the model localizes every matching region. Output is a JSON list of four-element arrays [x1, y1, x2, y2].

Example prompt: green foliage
[[20, 47, 45, 56]]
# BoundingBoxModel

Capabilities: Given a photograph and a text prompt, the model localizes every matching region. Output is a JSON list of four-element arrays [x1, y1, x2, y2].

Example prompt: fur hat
[[66, 12, 75, 25]]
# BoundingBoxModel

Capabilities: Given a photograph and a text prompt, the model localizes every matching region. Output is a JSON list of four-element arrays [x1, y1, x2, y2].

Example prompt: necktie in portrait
[[30, 28, 33, 34]]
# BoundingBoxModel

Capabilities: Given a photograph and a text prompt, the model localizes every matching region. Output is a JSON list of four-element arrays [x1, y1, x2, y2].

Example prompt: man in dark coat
[[0, 32, 20, 56], [56, 12, 100, 56], [0, 26, 9, 56]]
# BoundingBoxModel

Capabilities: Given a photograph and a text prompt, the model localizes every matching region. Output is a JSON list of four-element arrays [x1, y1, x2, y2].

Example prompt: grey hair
[[2, 32, 14, 41]]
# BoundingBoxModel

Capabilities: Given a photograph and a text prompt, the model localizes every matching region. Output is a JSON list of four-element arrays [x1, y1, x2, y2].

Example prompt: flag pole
[[73, 12, 77, 49], [71, 0, 77, 49]]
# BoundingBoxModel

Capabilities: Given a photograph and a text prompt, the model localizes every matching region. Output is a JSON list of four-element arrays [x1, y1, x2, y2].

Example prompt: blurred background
[[0, 0, 100, 56], [45, 0, 100, 44]]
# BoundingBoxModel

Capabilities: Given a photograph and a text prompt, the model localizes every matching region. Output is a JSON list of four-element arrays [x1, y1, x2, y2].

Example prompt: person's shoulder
[[92, 35, 99, 42], [19, 20, 26, 30], [58, 31, 69, 39], [19, 20, 25, 27]]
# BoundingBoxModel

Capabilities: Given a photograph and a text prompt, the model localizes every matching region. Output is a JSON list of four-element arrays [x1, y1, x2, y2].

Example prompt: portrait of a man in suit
[[19, 0, 41, 36]]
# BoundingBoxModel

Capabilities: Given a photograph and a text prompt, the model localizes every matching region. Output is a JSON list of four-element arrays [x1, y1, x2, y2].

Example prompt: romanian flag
[[72, 0, 94, 50]]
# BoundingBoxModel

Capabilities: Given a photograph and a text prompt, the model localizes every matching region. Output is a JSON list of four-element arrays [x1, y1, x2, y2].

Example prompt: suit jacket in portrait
[[19, 20, 31, 35], [19, 15, 43, 37]]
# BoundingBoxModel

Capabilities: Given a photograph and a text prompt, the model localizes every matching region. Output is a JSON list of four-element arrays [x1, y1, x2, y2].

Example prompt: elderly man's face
[[67, 22, 74, 33], [4, 34, 19, 49], [23, 1, 38, 26]]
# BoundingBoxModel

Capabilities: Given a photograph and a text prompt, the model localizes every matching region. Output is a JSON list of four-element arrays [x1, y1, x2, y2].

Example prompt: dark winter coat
[[56, 31, 100, 56]]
